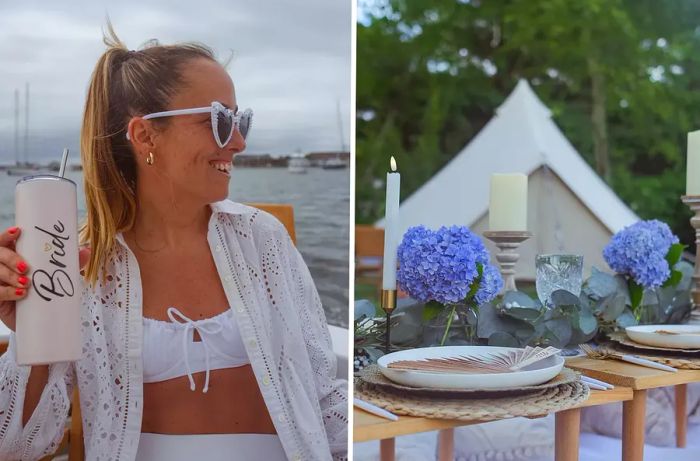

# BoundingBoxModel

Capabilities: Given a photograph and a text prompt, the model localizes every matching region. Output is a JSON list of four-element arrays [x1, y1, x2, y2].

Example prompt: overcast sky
[[0, 0, 351, 163]]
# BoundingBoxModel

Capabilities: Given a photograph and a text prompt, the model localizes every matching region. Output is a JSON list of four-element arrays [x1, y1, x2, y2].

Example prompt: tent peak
[[496, 79, 552, 120]]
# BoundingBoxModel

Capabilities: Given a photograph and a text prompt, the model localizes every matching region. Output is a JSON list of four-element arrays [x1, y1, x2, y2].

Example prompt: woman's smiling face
[[138, 58, 246, 205]]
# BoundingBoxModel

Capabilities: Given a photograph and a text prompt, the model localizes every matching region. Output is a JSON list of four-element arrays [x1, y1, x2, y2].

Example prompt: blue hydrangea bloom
[[603, 220, 679, 288], [475, 263, 504, 305], [397, 225, 501, 305]]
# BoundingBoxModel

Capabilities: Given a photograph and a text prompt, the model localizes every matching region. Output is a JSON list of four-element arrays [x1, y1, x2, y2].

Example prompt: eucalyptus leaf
[[514, 324, 536, 343], [502, 307, 542, 322], [600, 293, 627, 322], [543, 318, 572, 347], [363, 346, 385, 363], [569, 324, 597, 346], [390, 302, 426, 346], [477, 302, 529, 340], [584, 267, 618, 300], [354, 299, 377, 321], [551, 290, 580, 308], [488, 331, 519, 347], [503, 291, 540, 309], [616, 309, 638, 328], [539, 324, 571, 349], [578, 293, 592, 311], [615, 275, 632, 305], [578, 310, 597, 335]]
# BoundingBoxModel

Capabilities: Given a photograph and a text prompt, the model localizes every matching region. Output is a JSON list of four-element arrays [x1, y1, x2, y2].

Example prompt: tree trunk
[[588, 57, 611, 183]]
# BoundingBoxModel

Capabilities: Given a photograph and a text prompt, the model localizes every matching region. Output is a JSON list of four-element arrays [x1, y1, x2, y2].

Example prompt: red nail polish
[[7, 227, 18, 235], [18, 276, 27, 286], [17, 261, 27, 273], [15, 288, 23, 296]]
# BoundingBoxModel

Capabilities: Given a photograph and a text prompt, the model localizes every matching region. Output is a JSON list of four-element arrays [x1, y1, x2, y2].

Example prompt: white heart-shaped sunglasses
[[126, 101, 253, 148]]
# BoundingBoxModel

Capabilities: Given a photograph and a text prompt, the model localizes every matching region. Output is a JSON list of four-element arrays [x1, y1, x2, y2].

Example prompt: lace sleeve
[[284, 235, 349, 460], [0, 333, 75, 460]]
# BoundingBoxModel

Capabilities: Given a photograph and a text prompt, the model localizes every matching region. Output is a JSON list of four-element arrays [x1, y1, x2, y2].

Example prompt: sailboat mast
[[24, 82, 29, 166], [14, 89, 19, 166]]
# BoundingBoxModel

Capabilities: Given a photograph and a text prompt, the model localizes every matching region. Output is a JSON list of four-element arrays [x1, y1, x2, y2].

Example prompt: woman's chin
[[209, 189, 229, 203]]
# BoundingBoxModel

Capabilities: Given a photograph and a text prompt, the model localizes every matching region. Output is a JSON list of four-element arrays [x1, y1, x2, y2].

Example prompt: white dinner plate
[[625, 325, 700, 349], [377, 346, 565, 390]]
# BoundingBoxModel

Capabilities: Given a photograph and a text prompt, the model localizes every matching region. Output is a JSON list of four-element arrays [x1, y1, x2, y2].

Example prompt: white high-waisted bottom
[[135, 433, 287, 461]]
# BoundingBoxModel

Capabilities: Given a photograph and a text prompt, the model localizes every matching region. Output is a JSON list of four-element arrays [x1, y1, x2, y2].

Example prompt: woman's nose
[[226, 129, 246, 153]]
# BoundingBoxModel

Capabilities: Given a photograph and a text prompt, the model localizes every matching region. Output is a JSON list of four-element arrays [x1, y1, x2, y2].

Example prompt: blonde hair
[[79, 21, 216, 285]]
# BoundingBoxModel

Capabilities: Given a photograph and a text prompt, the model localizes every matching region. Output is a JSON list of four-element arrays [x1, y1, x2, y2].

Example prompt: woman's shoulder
[[212, 199, 288, 237]]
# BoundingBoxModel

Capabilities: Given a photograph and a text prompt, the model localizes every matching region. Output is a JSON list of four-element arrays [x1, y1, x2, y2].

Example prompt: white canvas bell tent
[[377, 79, 639, 280]]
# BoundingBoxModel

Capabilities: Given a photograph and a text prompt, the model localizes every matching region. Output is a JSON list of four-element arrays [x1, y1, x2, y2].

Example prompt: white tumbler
[[14, 175, 82, 365]]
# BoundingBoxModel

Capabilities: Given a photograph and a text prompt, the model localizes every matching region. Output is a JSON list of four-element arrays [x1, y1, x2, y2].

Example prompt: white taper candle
[[382, 157, 400, 290]]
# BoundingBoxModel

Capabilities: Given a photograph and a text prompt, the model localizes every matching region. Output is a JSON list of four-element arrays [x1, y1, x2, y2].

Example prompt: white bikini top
[[142, 307, 250, 393]]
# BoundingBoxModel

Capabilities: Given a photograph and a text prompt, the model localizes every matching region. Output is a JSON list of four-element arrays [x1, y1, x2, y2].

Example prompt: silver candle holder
[[483, 231, 533, 292], [682, 196, 700, 315]]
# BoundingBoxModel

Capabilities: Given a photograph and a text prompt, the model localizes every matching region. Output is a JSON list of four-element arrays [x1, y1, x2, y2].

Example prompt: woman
[[0, 25, 347, 461]]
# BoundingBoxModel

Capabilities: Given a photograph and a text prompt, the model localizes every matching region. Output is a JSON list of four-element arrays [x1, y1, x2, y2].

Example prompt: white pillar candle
[[687, 130, 700, 195], [489, 173, 528, 231], [382, 157, 400, 290]]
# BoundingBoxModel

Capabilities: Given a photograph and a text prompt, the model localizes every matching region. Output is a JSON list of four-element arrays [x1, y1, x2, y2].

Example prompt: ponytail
[[78, 20, 215, 285]]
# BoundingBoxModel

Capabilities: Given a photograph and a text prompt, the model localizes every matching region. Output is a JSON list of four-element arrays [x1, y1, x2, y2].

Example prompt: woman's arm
[[283, 235, 349, 461], [0, 333, 75, 460]]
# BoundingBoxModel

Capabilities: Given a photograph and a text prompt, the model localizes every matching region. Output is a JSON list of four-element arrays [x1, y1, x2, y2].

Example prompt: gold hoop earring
[[146, 152, 154, 165]]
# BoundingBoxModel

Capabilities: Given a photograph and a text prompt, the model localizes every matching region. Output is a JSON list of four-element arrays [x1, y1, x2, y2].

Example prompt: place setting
[[354, 344, 590, 422], [586, 325, 700, 371]]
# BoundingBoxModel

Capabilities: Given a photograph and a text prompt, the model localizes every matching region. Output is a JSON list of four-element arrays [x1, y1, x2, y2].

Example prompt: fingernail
[[17, 261, 27, 273], [18, 276, 28, 286], [15, 288, 24, 296], [7, 227, 18, 235]]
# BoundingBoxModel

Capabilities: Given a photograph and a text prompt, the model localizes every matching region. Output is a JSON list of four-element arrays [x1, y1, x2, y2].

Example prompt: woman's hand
[[0, 227, 91, 332]]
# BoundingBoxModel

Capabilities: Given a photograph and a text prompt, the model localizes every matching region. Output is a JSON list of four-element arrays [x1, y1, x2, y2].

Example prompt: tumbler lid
[[16, 174, 76, 187]]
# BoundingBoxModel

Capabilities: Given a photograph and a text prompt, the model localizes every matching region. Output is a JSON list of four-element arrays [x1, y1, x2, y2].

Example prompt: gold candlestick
[[381, 289, 397, 353], [483, 231, 533, 293], [682, 196, 700, 315]]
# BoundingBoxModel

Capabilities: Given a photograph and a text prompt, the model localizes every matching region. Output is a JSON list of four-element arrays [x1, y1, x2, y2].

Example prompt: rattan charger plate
[[355, 378, 589, 422], [358, 364, 579, 398], [608, 331, 700, 355], [602, 340, 700, 369]]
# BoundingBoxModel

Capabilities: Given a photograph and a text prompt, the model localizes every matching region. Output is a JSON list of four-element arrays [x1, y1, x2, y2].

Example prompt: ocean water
[[0, 167, 349, 328]]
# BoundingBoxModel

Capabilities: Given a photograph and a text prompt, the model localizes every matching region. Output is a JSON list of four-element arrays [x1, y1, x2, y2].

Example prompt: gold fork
[[579, 343, 615, 359]]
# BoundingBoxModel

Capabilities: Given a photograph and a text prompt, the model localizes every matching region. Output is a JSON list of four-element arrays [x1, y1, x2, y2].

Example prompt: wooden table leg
[[380, 438, 395, 461], [437, 428, 455, 461], [555, 407, 580, 461], [676, 384, 687, 448], [622, 389, 646, 461]]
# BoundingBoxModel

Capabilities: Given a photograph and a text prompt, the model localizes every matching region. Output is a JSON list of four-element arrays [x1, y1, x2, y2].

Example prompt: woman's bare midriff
[[122, 228, 275, 435], [141, 365, 276, 434]]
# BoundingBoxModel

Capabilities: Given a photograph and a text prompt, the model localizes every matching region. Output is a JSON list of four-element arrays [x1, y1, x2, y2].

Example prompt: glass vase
[[422, 303, 479, 346], [635, 287, 663, 325]]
